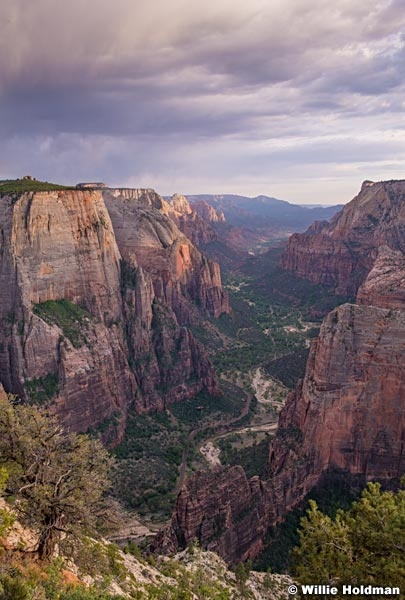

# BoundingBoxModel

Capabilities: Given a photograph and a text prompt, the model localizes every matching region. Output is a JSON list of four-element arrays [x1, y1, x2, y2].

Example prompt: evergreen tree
[[0, 396, 114, 559], [293, 481, 405, 594]]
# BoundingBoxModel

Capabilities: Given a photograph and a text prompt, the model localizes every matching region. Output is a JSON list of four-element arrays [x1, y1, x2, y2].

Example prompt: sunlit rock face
[[0, 188, 228, 443], [166, 194, 219, 248], [281, 180, 405, 296], [104, 188, 230, 321], [155, 180, 405, 563]]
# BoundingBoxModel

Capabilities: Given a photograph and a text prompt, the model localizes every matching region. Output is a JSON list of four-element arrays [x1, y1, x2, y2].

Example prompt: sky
[[1, 0, 404, 205]]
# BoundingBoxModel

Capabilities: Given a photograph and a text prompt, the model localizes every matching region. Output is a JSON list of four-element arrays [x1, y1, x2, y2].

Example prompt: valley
[[1, 177, 404, 598], [111, 243, 334, 527]]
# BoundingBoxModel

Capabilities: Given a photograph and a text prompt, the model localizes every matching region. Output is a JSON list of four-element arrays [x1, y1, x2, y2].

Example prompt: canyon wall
[[0, 188, 229, 441], [155, 179, 405, 563], [281, 180, 405, 296]]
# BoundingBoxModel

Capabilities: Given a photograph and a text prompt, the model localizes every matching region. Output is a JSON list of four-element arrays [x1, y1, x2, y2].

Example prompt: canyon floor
[[113, 246, 338, 544]]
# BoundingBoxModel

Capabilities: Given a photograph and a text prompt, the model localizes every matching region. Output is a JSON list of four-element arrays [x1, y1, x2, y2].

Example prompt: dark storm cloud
[[1, 0, 405, 203]]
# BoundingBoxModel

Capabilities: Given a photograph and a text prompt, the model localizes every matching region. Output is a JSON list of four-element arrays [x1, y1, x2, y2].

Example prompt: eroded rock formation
[[155, 180, 405, 563], [281, 180, 405, 296], [0, 187, 228, 441], [104, 189, 230, 321], [166, 194, 219, 248], [152, 466, 271, 564]]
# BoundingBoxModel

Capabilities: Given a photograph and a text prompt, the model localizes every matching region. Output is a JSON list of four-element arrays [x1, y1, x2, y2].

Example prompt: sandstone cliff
[[166, 194, 219, 248], [152, 466, 271, 564], [356, 245, 405, 309], [0, 189, 134, 441], [155, 180, 405, 563], [190, 200, 226, 225], [281, 180, 405, 295], [268, 302, 405, 505], [104, 189, 230, 321], [0, 187, 228, 441]]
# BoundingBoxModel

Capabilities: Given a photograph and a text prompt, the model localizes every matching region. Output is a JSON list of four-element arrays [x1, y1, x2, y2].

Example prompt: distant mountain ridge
[[185, 193, 342, 229]]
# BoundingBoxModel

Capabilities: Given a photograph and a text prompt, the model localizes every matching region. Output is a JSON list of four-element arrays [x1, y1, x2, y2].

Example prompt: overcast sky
[[1, 0, 404, 204]]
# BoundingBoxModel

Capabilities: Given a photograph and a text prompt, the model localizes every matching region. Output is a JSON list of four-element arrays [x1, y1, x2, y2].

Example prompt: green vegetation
[[0, 179, 74, 195], [25, 372, 59, 404], [112, 410, 185, 517], [33, 299, 93, 348], [0, 559, 126, 599], [218, 437, 271, 479], [253, 472, 364, 573], [264, 348, 310, 388], [239, 247, 352, 319], [113, 382, 249, 519], [0, 395, 114, 559], [170, 385, 246, 427], [293, 480, 405, 596]]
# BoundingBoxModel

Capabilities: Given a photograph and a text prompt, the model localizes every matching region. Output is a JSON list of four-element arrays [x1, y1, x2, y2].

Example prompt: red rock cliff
[[0, 188, 225, 441], [0, 190, 134, 442], [281, 180, 405, 295], [104, 188, 230, 321], [155, 180, 405, 563], [167, 194, 219, 248]]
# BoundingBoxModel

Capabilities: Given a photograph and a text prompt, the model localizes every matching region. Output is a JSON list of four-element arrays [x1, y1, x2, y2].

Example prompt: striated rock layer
[[152, 466, 271, 564], [154, 301, 405, 561], [103, 189, 230, 321], [281, 180, 405, 296], [155, 180, 405, 563], [165, 194, 219, 248], [0, 188, 229, 441]]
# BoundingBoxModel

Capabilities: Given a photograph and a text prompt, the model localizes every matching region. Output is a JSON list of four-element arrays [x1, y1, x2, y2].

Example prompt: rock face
[[356, 245, 405, 310], [166, 194, 219, 248], [0, 189, 134, 442], [152, 466, 271, 564], [0, 188, 228, 441], [268, 303, 405, 507], [281, 180, 405, 296], [191, 200, 226, 225], [104, 189, 230, 321], [155, 180, 405, 563]]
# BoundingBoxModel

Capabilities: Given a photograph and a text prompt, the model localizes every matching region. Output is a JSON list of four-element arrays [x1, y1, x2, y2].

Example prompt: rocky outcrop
[[356, 245, 405, 309], [0, 187, 227, 441], [268, 302, 405, 505], [152, 466, 271, 564], [191, 200, 226, 225], [281, 180, 405, 296], [104, 189, 230, 321], [166, 194, 218, 248]]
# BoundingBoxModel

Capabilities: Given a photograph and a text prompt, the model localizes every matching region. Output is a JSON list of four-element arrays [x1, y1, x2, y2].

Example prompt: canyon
[[154, 179, 405, 564], [1, 177, 404, 568], [0, 186, 229, 443]]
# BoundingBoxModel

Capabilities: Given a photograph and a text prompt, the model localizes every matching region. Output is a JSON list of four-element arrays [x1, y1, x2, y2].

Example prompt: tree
[[0, 396, 114, 559], [293, 481, 405, 594]]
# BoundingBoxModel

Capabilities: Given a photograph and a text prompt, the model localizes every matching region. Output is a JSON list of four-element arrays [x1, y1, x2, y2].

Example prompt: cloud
[[0, 0, 404, 203]]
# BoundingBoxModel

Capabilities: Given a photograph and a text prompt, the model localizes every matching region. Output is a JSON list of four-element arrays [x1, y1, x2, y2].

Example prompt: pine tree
[[0, 396, 114, 559], [293, 481, 405, 594]]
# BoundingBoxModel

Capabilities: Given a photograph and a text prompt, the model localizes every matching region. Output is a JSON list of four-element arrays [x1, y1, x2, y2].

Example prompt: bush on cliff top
[[0, 179, 73, 194]]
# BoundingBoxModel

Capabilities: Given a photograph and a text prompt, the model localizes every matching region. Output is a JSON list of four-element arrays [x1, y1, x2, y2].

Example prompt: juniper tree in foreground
[[0, 396, 114, 559]]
